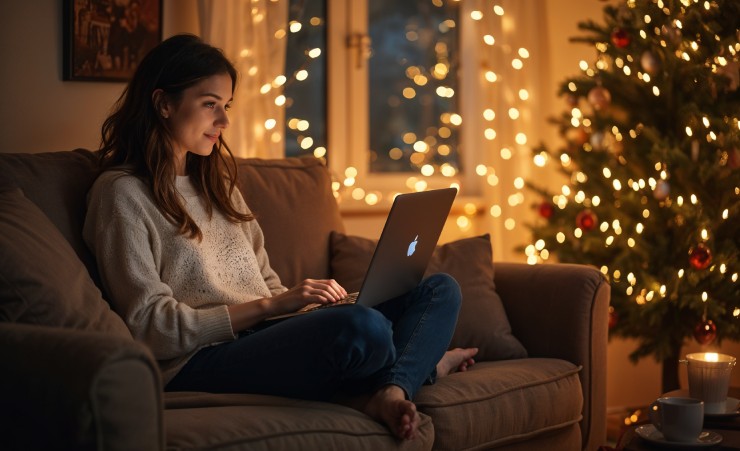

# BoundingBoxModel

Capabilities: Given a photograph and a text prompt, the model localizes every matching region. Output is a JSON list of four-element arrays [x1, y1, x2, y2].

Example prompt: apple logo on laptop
[[407, 235, 418, 256]]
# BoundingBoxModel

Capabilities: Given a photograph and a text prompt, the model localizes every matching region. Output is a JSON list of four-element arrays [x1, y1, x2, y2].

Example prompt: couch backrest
[[0, 150, 344, 291], [235, 157, 344, 288], [0, 149, 101, 283]]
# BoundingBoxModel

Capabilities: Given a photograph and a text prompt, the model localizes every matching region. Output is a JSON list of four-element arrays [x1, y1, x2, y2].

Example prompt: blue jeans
[[165, 273, 461, 401]]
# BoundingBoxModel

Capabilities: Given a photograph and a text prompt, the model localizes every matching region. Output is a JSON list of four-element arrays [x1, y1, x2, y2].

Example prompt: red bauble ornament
[[566, 94, 579, 107], [538, 202, 554, 219], [689, 243, 713, 270], [693, 319, 717, 345], [611, 28, 631, 48], [608, 306, 618, 329], [576, 209, 598, 231], [728, 148, 740, 169]]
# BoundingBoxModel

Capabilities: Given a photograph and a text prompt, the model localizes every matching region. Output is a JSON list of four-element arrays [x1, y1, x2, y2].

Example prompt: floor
[[606, 405, 650, 446]]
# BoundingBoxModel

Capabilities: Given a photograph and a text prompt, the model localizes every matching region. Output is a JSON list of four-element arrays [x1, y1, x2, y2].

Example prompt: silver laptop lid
[[355, 187, 457, 307]]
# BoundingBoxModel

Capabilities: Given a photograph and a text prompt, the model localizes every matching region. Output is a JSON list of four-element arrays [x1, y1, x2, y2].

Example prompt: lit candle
[[684, 352, 737, 414]]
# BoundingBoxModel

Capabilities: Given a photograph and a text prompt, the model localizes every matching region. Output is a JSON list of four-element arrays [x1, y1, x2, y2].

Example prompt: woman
[[83, 33, 477, 440]]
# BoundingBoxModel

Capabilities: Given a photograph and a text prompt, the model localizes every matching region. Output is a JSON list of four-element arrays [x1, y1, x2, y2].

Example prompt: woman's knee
[[423, 273, 462, 309], [336, 306, 393, 347], [329, 306, 395, 371], [315, 306, 394, 353]]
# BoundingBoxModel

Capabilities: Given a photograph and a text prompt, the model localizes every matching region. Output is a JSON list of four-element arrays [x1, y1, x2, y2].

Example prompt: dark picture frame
[[63, 0, 163, 82]]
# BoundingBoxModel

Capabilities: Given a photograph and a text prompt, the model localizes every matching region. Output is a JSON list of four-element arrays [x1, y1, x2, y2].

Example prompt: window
[[283, 0, 463, 186]]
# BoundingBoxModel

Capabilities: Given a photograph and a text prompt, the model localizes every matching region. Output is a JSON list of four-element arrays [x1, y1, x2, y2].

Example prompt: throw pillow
[[329, 232, 528, 361], [0, 149, 102, 283], [0, 188, 131, 338]]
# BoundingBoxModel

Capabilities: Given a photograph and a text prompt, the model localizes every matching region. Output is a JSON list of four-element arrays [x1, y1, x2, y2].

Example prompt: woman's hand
[[268, 279, 348, 316], [227, 279, 348, 332]]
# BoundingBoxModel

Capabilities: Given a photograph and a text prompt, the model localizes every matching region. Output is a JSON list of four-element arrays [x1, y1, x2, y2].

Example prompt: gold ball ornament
[[590, 131, 606, 150], [640, 51, 660, 76], [653, 180, 670, 200], [587, 86, 611, 111], [566, 127, 589, 146]]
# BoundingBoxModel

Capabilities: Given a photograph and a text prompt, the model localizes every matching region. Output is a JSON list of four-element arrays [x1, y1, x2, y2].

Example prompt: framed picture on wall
[[63, 0, 163, 82]]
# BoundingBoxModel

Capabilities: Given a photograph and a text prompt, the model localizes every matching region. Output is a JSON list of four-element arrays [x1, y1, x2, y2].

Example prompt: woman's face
[[161, 72, 233, 174]]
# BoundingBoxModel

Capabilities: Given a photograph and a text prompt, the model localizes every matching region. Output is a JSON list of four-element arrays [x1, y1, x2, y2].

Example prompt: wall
[[0, 1, 600, 157], [2, 0, 739, 411], [0, 0, 199, 154]]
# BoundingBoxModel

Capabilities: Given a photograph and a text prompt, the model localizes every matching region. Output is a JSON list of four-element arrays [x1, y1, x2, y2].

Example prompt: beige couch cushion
[[164, 392, 433, 450], [0, 188, 131, 338], [330, 233, 527, 361], [415, 359, 583, 450], [235, 157, 344, 288]]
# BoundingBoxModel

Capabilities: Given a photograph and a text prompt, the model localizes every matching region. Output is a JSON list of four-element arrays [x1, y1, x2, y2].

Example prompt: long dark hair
[[99, 33, 252, 240]]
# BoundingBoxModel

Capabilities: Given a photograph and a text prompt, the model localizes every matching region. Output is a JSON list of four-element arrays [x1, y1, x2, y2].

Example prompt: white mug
[[648, 397, 704, 443]]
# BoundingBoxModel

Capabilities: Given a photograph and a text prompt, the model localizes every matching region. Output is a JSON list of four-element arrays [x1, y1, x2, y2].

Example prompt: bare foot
[[363, 385, 420, 440], [437, 347, 479, 377]]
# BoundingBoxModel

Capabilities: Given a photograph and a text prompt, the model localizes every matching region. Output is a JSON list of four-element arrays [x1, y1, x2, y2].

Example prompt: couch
[[0, 149, 610, 451]]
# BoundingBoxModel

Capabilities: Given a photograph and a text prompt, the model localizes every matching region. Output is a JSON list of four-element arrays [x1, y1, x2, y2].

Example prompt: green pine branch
[[523, 0, 740, 364]]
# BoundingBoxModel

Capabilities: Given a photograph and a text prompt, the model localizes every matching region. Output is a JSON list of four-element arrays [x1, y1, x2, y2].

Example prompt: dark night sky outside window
[[284, 0, 327, 159], [368, 0, 461, 173]]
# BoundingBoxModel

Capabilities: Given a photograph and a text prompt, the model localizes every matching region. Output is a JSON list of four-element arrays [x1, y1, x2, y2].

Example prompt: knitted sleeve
[[83, 172, 235, 360]]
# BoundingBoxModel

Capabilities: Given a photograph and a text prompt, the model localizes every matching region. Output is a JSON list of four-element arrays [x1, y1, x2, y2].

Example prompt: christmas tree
[[524, 0, 739, 392]]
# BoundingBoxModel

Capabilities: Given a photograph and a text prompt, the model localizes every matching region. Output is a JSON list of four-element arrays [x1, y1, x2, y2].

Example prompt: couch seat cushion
[[415, 359, 582, 450], [164, 392, 433, 451]]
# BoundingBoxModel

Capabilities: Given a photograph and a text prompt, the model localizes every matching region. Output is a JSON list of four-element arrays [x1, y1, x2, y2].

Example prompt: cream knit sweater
[[83, 170, 287, 384]]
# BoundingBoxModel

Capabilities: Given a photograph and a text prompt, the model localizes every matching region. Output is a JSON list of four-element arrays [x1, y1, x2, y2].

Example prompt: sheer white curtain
[[198, 0, 288, 158], [461, 0, 552, 262]]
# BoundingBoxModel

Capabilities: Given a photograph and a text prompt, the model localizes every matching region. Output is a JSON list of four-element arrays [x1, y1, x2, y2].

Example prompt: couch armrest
[[494, 262, 609, 451], [0, 322, 164, 451]]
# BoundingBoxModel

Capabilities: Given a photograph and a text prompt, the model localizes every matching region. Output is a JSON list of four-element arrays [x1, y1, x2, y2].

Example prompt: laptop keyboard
[[299, 292, 359, 313]]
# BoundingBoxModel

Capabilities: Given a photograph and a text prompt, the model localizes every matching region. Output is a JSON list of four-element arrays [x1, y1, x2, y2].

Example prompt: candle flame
[[705, 352, 719, 362]]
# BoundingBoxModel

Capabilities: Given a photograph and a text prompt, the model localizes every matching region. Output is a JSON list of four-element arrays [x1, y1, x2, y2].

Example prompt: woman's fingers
[[304, 279, 347, 301]]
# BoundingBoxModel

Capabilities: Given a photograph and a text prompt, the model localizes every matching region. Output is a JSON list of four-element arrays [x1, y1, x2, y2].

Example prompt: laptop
[[265, 187, 457, 321]]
